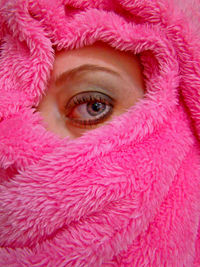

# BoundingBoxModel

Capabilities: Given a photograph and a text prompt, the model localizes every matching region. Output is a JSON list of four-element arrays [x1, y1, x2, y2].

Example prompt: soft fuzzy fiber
[[0, 0, 200, 266]]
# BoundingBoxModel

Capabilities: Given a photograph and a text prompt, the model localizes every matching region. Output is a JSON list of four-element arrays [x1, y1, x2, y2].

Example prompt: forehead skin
[[53, 43, 144, 92]]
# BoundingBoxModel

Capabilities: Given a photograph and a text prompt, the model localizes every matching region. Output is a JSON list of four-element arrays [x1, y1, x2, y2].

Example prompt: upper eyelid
[[65, 91, 114, 111], [54, 64, 121, 86]]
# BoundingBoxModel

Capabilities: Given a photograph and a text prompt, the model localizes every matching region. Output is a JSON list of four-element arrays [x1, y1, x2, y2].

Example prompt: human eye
[[64, 91, 114, 127]]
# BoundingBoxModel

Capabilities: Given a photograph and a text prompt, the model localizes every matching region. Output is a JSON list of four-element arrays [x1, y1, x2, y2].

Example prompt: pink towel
[[0, 0, 200, 266]]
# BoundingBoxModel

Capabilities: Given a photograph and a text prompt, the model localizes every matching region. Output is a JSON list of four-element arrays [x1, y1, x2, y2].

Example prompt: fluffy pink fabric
[[0, 0, 200, 266]]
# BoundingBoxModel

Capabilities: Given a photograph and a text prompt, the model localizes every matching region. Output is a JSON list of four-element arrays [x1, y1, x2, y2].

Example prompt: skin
[[38, 43, 145, 139]]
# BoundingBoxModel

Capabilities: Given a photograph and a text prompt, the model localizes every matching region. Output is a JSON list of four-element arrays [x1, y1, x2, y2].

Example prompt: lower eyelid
[[66, 103, 113, 127]]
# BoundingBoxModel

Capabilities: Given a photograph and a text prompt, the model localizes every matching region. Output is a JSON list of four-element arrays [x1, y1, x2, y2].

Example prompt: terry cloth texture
[[0, 0, 200, 266]]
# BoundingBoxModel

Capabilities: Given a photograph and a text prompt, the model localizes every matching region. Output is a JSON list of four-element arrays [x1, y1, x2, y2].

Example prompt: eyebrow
[[54, 64, 121, 85]]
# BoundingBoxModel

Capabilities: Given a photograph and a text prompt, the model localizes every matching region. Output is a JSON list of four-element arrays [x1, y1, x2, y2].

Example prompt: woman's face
[[38, 43, 145, 139]]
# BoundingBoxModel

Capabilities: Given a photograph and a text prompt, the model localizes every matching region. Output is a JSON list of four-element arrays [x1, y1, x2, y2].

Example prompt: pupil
[[92, 102, 102, 112]]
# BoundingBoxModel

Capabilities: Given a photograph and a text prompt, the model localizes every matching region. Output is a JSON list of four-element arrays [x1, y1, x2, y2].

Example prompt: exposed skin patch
[[38, 43, 144, 138]]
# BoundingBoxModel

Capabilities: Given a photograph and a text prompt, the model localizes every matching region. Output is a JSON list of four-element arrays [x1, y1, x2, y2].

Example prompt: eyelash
[[65, 91, 114, 127]]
